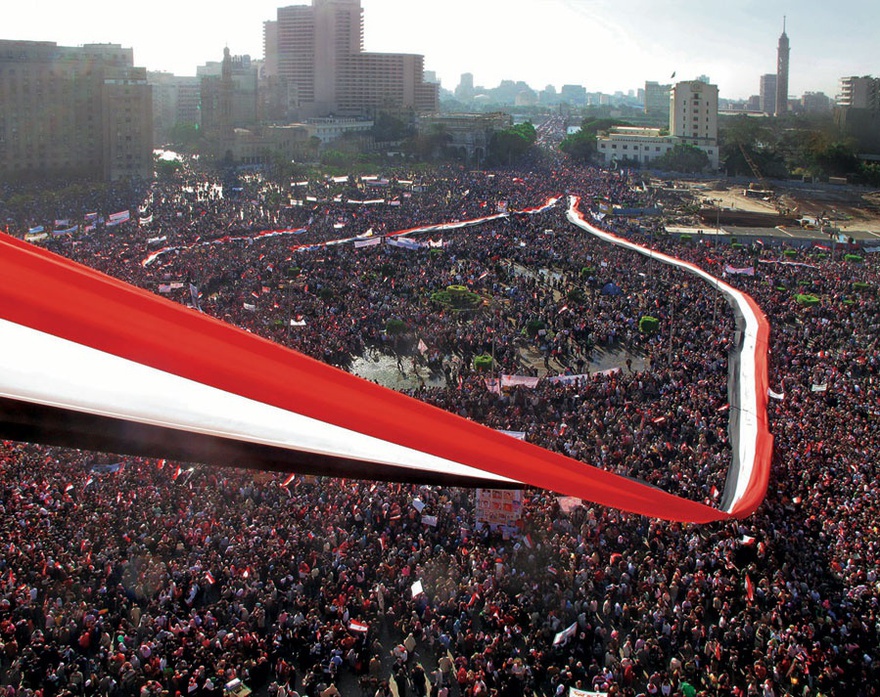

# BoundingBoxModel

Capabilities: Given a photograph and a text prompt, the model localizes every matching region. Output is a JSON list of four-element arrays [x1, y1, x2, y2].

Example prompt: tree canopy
[[487, 122, 537, 165], [560, 118, 633, 162], [653, 143, 710, 173]]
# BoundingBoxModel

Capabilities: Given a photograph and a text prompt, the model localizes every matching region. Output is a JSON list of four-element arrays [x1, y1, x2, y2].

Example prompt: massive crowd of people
[[1, 152, 878, 697]]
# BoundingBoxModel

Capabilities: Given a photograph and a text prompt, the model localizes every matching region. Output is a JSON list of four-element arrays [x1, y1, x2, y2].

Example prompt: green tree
[[262, 151, 309, 184], [581, 118, 630, 135], [320, 149, 354, 168], [858, 161, 880, 186], [809, 141, 859, 178], [372, 112, 414, 142], [154, 157, 183, 180], [560, 118, 632, 163], [487, 122, 537, 165], [167, 122, 201, 150], [654, 144, 710, 173], [719, 114, 780, 176], [559, 130, 596, 161], [404, 123, 453, 161]]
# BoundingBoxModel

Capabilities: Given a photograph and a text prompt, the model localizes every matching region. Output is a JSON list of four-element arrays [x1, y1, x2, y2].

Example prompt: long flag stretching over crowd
[[0, 220, 769, 522], [567, 197, 773, 519]]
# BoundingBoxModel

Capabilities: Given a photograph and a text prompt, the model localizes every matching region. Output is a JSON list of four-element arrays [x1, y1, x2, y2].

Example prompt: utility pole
[[286, 277, 292, 342]]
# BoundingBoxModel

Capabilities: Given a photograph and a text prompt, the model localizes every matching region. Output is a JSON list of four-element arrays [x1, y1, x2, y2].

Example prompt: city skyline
[[4, 0, 877, 102]]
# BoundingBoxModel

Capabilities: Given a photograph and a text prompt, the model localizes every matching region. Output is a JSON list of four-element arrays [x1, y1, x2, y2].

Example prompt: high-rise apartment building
[[775, 19, 789, 116], [759, 74, 777, 115], [263, 0, 438, 119], [837, 76, 880, 110], [670, 80, 719, 144], [0, 40, 152, 181], [834, 76, 880, 154], [149, 72, 201, 145], [644, 81, 671, 120], [560, 84, 587, 107], [455, 73, 475, 101], [799, 92, 831, 114]]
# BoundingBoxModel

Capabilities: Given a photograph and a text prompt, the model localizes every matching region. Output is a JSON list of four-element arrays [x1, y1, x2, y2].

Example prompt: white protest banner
[[553, 622, 577, 646], [354, 237, 381, 248]]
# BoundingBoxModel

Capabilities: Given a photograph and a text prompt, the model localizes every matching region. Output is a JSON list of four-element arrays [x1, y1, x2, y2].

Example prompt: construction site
[[653, 176, 880, 245]]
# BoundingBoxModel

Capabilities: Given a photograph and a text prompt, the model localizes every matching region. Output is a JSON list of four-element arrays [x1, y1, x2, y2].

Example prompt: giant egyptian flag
[[567, 197, 773, 519], [0, 227, 766, 523]]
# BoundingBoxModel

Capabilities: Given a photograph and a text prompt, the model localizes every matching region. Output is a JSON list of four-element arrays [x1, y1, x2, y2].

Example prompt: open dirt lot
[[653, 178, 880, 243], [693, 181, 880, 235]]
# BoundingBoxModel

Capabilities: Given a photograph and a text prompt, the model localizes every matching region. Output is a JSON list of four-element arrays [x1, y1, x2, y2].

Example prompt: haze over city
[[4, 0, 877, 101]]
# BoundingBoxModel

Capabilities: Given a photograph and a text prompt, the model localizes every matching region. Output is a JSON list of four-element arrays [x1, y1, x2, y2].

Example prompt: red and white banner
[[567, 198, 772, 519], [108, 210, 130, 222]]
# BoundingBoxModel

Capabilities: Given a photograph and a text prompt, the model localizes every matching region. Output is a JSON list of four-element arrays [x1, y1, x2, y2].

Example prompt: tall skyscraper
[[775, 18, 789, 117], [263, 0, 437, 119]]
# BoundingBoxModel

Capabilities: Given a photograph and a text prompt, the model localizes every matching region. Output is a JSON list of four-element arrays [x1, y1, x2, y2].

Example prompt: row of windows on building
[[602, 143, 715, 154]]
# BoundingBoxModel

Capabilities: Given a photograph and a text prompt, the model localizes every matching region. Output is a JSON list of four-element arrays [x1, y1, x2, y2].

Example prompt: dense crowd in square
[[1, 155, 878, 697]]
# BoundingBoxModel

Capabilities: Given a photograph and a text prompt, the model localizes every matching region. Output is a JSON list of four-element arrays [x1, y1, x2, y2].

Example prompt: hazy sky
[[4, 0, 877, 101]]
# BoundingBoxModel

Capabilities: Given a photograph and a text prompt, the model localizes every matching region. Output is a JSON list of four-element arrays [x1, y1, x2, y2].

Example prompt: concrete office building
[[417, 112, 511, 163], [455, 73, 475, 102], [597, 80, 719, 170], [837, 76, 880, 110], [560, 84, 587, 107], [759, 74, 777, 116], [263, 0, 438, 119], [595, 127, 677, 167], [835, 76, 880, 154], [0, 40, 152, 182], [670, 80, 719, 145], [644, 81, 671, 120], [149, 72, 201, 145], [798, 91, 831, 114]]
